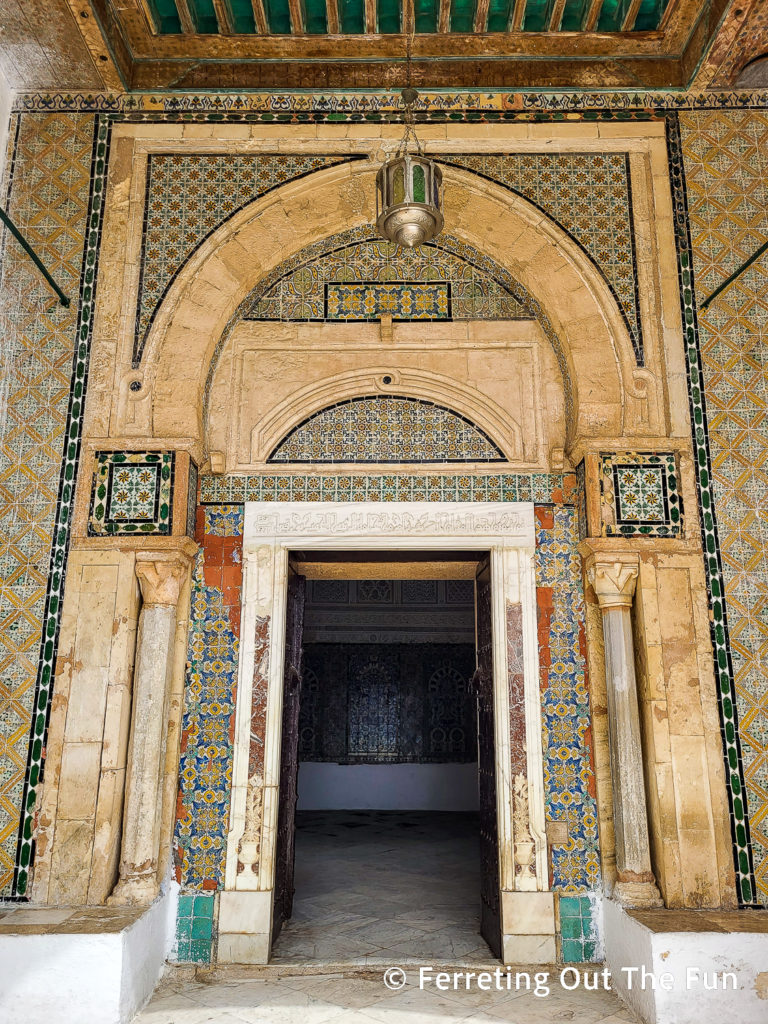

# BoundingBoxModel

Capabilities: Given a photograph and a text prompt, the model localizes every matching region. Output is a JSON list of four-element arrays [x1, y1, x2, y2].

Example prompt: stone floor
[[134, 967, 638, 1024], [271, 810, 492, 964]]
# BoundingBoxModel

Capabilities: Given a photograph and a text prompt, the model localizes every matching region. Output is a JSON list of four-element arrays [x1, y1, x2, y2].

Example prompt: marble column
[[587, 554, 663, 908], [109, 542, 196, 906]]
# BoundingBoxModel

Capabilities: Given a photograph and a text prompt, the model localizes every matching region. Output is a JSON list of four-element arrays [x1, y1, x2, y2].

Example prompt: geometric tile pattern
[[680, 109, 768, 905], [599, 452, 682, 538], [174, 893, 214, 964], [268, 396, 505, 464], [443, 153, 643, 362], [244, 231, 529, 322], [200, 471, 579, 505], [326, 282, 450, 321], [133, 153, 350, 364], [88, 451, 174, 536], [535, 505, 601, 895], [0, 112, 98, 899], [173, 504, 243, 891]]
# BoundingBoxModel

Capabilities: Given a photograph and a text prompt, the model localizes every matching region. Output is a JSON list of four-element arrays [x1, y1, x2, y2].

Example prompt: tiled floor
[[271, 810, 491, 965], [135, 968, 638, 1024], [135, 811, 637, 1023]]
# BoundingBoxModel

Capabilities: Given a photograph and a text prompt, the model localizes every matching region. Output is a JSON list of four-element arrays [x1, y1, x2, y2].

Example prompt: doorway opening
[[270, 552, 501, 964]]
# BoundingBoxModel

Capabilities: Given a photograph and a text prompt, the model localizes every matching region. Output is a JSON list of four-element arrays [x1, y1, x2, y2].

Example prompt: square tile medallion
[[600, 452, 682, 538], [89, 451, 175, 536]]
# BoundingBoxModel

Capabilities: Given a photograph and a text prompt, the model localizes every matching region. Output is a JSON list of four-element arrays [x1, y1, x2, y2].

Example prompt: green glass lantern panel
[[304, 0, 328, 31], [450, 0, 476, 32], [265, 0, 292, 31], [415, 0, 438, 32], [188, 0, 219, 32], [487, 0, 512, 32], [412, 164, 426, 203], [226, 0, 256, 31], [393, 166, 405, 204], [147, 0, 182, 32], [377, 0, 401, 32], [339, 0, 365, 31]]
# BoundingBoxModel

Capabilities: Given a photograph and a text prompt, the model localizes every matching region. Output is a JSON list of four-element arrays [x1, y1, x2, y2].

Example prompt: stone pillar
[[109, 541, 196, 905], [586, 554, 663, 908]]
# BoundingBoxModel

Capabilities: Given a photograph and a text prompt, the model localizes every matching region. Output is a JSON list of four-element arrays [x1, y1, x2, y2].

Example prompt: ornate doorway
[[218, 501, 555, 963]]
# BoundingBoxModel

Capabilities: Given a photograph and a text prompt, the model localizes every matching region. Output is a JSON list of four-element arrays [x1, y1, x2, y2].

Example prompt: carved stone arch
[[249, 368, 524, 465], [134, 160, 659, 454]]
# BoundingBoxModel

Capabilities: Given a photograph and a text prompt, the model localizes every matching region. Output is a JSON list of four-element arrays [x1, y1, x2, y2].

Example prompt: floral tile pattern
[[443, 153, 643, 363], [269, 396, 505, 464], [326, 282, 450, 321], [133, 153, 351, 364], [173, 505, 243, 891], [599, 452, 682, 538], [0, 112, 99, 898], [88, 451, 174, 536], [535, 505, 601, 895], [679, 110, 768, 905]]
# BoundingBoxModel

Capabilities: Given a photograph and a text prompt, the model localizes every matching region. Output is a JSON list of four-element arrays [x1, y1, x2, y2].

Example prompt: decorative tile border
[[535, 506, 601, 895], [174, 505, 243, 891], [666, 113, 757, 905], [11, 91, 768, 117], [88, 451, 175, 536], [200, 472, 577, 505], [599, 452, 682, 538]]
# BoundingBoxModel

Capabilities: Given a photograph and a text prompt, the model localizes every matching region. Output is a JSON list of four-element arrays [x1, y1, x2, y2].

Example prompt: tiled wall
[[679, 110, 768, 905], [0, 112, 99, 898]]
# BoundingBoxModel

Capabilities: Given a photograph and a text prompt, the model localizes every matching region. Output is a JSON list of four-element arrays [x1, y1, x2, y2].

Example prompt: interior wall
[[297, 762, 480, 811]]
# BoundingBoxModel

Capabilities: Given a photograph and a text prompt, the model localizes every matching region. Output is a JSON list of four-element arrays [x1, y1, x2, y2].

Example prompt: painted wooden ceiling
[[1, 0, 756, 93]]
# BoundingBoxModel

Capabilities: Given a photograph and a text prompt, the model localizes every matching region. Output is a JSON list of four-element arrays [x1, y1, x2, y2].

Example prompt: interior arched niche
[[130, 160, 662, 456]]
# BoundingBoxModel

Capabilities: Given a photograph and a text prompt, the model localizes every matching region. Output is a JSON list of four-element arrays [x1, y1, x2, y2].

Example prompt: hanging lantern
[[376, 88, 444, 248]]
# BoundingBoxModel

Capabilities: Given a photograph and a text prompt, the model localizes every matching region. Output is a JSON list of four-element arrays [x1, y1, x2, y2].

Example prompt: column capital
[[135, 538, 197, 606], [585, 553, 640, 610]]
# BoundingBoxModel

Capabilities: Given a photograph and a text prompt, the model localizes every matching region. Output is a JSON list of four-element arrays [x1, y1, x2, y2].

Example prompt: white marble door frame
[[221, 502, 552, 963]]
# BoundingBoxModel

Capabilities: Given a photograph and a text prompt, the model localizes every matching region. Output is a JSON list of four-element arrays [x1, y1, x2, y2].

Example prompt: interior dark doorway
[[271, 554, 501, 963]]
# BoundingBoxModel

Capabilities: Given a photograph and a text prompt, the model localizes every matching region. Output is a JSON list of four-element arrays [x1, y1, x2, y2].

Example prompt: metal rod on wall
[[700, 238, 768, 310], [0, 205, 70, 308]]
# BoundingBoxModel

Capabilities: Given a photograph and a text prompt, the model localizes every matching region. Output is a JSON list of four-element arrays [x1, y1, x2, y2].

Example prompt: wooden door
[[473, 556, 502, 958], [272, 569, 306, 942]]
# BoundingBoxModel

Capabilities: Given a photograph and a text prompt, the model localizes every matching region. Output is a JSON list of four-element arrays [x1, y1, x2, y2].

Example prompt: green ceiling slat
[[634, 0, 668, 30], [148, 0, 182, 33], [449, 0, 476, 33], [415, 0, 438, 32], [486, 0, 511, 32], [266, 0, 292, 31], [339, 0, 365, 31], [226, 0, 257, 31], [522, 0, 553, 31], [561, 0, 590, 31], [597, 0, 632, 31], [188, 0, 220, 32], [304, 0, 328, 32], [377, 0, 401, 32]]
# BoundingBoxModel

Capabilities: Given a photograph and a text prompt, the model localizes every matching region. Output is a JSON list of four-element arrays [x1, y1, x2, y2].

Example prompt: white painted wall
[[297, 761, 479, 810], [0, 881, 176, 1024], [604, 898, 768, 1024]]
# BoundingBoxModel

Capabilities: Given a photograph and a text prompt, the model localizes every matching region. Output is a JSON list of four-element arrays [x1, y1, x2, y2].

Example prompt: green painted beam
[[415, 0, 438, 31], [188, 0, 220, 32], [339, 0, 365, 31], [265, 0, 292, 31], [377, 0, 401, 31], [634, 0, 667, 31], [226, 0, 257, 31], [304, 0, 329, 31], [486, 0, 511, 31]]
